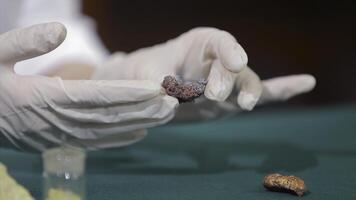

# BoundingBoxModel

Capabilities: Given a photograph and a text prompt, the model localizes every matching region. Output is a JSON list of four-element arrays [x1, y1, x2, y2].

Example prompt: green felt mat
[[1, 105, 356, 200]]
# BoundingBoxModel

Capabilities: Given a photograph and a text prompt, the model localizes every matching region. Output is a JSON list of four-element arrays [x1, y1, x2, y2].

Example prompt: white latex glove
[[0, 23, 178, 151], [92, 27, 316, 120]]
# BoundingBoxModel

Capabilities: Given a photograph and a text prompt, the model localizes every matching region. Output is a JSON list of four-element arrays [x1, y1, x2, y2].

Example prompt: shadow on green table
[[87, 139, 321, 175]]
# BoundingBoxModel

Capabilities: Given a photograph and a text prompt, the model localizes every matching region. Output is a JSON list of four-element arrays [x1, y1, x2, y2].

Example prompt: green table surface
[[1, 105, 356, 200]]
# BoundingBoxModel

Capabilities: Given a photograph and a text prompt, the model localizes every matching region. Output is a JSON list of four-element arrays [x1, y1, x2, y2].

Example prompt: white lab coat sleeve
[[13, 0, 110, 75]]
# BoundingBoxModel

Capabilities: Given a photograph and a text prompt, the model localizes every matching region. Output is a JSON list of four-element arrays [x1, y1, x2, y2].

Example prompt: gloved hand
[[0, 23, 178, 151], [93, 27, 315, 120]]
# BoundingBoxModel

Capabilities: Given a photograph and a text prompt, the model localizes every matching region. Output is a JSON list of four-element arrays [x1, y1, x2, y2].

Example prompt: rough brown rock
[[162, 75, 207, 103], [263, 173, 307, 196]]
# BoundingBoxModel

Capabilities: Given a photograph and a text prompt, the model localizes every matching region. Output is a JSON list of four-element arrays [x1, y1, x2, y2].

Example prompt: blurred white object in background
[[0, 0, 109, 75]]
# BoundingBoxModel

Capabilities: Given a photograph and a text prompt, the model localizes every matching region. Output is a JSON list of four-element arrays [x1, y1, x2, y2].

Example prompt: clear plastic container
[[42, 146, 86, 200]]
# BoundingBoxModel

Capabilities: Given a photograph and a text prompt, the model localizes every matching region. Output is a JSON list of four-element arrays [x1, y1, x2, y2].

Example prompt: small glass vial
[[42, 146, 86, 200]]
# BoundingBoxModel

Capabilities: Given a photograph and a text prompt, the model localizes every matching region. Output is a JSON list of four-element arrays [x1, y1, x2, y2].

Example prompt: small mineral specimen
[[162, 75, 207, 103], [263, 173, 307, 196]]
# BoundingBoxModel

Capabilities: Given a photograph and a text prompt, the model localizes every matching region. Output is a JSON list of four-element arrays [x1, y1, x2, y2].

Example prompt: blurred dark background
[[83, 0, 356, 106]]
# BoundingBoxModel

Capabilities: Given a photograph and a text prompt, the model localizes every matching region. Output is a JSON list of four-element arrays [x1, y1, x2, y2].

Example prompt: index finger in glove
[[0, 22, 66, 64]]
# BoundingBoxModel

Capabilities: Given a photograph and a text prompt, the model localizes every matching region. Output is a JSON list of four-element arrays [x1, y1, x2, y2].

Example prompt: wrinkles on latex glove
[[16, 77, 178, 139], [57, 79, 162, 106], [0, 22, 180, 151], [47, 95, 177, 125]]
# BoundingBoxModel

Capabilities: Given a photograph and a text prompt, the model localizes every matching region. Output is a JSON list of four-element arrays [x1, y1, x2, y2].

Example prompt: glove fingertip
[[31, 22, 67, 54], [204, 86, 229, 102], [219, 38, 248, 73], [48, 22, 67, 47], [301, 74, 317, 92], [237, 91, 259, 111], [163, 95, 180, 109]]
